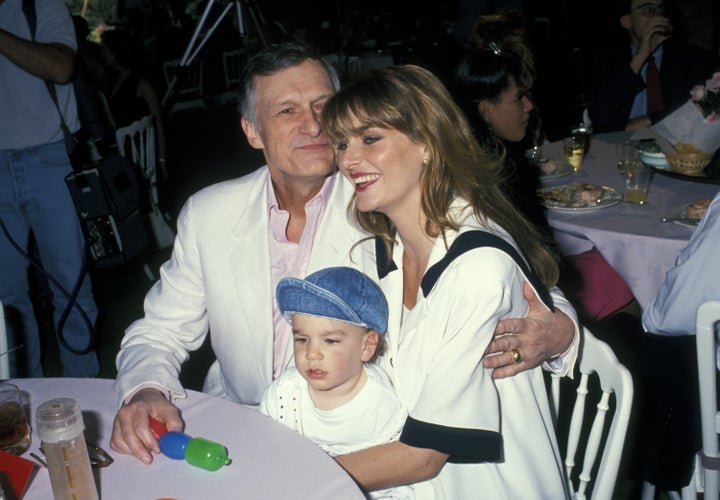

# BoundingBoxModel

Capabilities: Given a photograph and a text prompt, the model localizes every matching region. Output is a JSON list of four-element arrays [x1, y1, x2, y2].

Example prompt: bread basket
[[666, 151, 713, 175]]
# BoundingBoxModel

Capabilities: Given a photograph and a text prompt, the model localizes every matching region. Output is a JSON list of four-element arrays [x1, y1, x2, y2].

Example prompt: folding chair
[[641, 302, 720, 500], [162, 59, 205, 114], [693, 300, 720, 500], [115, 116, 175, 279], [218, 46, 254, 104], [550, 327, 634, 500]]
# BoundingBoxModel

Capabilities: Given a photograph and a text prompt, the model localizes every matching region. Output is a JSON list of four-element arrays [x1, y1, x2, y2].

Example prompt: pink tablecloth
[[542, 132, 719, 311], [10, 378, 365, 500]]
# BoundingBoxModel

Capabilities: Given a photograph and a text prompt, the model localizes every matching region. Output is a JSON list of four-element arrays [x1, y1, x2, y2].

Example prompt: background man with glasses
[[587, 0, 715, 133]]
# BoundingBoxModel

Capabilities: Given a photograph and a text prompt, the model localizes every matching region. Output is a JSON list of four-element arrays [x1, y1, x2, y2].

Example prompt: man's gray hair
[[238, 43, 340, 128]]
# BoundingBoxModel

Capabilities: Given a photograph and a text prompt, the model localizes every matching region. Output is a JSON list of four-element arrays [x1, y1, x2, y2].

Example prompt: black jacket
[[587, 39, 713, 133]]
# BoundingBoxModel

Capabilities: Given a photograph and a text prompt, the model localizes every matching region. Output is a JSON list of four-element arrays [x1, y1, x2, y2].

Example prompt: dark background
[[102, 0, 720, 141], [36, 0, 719, 382]]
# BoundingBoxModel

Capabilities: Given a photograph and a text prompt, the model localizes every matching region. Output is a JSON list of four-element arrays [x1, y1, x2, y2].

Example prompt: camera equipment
[[65, 156, 150, 268]]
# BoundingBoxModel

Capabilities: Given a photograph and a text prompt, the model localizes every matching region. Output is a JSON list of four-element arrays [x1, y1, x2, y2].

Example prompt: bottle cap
[[185, 437, 231, 471], [36, 398, 85, 443]]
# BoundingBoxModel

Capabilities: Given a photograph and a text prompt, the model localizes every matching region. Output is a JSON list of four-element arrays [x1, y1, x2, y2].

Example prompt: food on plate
[[637, 138, 662, 153], [572, 183, 604, 204], [685, 198, 711, 219], [539, 182, 611, 208], [539, 158, 559, 174]]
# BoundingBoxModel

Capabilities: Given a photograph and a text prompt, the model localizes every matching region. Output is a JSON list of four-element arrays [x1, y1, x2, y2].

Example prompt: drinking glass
[[571, 125, 593, 155], [616, 142, 639, 176], [0, 382, 31, 455], [625, 161, 653, 204], [563, 136, 585, 172]]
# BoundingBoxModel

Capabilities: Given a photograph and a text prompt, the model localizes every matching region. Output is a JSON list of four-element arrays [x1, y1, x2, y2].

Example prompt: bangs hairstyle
[[323, 65, 559, 287]]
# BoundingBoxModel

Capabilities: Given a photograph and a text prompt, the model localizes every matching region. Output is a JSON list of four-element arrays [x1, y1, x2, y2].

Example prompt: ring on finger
[[511, 349, 522, 365]]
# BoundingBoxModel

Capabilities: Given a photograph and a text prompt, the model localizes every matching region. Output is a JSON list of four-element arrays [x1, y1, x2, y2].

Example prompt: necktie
[[646, 55, 663, 116]]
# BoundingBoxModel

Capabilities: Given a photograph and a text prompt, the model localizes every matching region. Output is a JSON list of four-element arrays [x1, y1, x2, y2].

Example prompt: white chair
[[162, 59, 205, 114], [116, 115, 158, 208], [218, 46, 254, 104], [641, 302, 720, 500], [550, 327, 634, 500], [693, 300, 720, 500], [0, 300, 9, 379], [115, 116, 175, 279]]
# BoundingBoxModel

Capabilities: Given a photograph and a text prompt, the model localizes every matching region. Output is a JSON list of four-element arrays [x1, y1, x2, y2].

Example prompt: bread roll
[[686, 198, 711, 219]]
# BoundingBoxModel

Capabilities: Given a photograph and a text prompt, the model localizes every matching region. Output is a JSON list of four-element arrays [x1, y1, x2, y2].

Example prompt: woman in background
[[453, 38, 551, 240], [454, 36, 638, 327]]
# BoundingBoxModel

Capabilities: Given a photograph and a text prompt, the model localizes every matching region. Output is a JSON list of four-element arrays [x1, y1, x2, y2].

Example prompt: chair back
[[696, 300, 720, 500], [114, 115, 175, 254], [162, 59, 205, 113], [115, 115, 157, 206], [0, 300, 9, 379], [550, 328, 634, 500], [223, 47, 253, 93]]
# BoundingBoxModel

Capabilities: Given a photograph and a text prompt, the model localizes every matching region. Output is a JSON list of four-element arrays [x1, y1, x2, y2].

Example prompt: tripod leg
[[163, 0, 234, 107], [180, 0, 218, 66], [187, 3, 234, 64], [163, 0, 217, 106], [247, 2, 270, 48], [235, 0, 246, 38]]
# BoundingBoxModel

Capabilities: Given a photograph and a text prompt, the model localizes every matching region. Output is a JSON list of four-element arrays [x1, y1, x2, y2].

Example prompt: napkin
[[0, 449, 36, 499], [650, 100, 720, 153]]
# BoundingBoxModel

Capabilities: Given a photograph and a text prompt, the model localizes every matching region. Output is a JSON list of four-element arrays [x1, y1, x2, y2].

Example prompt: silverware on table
[[660, 217, 700, 225]]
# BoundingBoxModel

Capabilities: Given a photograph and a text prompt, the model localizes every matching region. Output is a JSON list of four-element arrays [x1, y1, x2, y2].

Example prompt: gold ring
[[511, 349, 522, 365]]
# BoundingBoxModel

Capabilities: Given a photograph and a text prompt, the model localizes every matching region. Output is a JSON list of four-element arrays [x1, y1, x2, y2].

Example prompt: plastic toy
[[150, 418, 231, 471]]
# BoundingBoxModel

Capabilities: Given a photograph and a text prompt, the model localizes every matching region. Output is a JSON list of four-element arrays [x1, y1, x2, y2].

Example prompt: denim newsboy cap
[[276, 267, 388, 333]]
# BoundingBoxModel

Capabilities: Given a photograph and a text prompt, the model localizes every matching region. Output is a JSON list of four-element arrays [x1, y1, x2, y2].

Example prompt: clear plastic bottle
[[36, 398, 99, 500]]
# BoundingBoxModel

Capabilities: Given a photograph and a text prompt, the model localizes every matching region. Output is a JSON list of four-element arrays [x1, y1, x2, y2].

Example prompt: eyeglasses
[[31, 441, 114, 468], [631, 3, 666, 17]]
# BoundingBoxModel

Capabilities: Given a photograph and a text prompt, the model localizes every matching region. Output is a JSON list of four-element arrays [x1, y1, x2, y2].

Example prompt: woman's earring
[[423, 156, 430, 166], [483, 114, 496, 138]]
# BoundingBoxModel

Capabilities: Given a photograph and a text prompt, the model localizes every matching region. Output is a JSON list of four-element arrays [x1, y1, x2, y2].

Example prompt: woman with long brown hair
[[323, 64, 569, 499]]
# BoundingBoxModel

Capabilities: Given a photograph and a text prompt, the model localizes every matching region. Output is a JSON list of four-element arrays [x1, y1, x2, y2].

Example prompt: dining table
[[6, 378, 366, 500], [539, 131, 719, 312]]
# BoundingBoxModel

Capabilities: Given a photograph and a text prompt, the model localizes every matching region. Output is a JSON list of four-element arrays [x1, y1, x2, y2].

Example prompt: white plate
[[639, 151, 670, 170], [665, 204, 700, 228], [538, 159, 574, 179], [538, 183, 623, 211]]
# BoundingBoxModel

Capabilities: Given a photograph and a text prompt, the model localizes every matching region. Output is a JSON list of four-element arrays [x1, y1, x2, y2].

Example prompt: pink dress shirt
[[268, 175, 336, 378]]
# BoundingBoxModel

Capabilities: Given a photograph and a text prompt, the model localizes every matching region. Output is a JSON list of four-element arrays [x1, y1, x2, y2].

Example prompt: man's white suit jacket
[[115, 167, 373, 406]]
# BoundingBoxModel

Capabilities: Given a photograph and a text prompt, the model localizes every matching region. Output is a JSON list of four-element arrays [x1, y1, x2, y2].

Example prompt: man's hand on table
[[110, 388, 184, 464], [484, 281, 575, 379]]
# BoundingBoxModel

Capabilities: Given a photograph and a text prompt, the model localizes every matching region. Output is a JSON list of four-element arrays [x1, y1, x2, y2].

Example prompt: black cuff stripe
[[400, 416, 503, 463]]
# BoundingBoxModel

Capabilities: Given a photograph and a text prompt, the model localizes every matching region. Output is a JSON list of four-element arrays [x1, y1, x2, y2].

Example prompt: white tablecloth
[[9, 378, 365, 500], [542, 132, 719, 311]]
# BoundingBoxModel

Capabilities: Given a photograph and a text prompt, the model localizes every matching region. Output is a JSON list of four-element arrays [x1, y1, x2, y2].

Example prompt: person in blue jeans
[[0, 0, 99, 377]]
